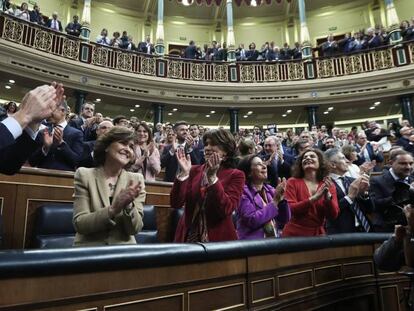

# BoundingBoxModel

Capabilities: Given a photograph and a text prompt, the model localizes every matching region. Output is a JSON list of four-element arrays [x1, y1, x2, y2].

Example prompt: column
[[226, 0, 236, 62], [229, 108, 239, 134], [306, 106, 318, 130], [153, 104, 164, 125], [80, 0, 91, 41], [400, 95, 414, 127], [74, 91, 88, 115], [298, 0, 312, 59], [384, 0, 402, 44], [155, 0, 165, 56]]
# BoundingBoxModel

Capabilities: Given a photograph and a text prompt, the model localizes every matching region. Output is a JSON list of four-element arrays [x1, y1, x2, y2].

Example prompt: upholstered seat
[[32, 204, 159, 248]]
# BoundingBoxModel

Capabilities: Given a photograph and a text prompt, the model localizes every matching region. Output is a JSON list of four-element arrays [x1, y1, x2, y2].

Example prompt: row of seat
[[32, 204, 165, 248]]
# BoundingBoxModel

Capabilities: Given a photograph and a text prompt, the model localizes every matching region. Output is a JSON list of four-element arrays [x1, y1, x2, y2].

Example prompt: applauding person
[[282, 149, 339, 237], [170, 129, 245, 242], [130, 122, 160, 181], [73, 127, 145, 246], [236, 155, 290, 239]]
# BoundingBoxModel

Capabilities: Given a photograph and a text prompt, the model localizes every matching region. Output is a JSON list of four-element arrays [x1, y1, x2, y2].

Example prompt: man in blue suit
[[183, 40, 198, 59], [29, 101, 83, 171], [354, 131, 384, 167], [0, 83, 64, 174]]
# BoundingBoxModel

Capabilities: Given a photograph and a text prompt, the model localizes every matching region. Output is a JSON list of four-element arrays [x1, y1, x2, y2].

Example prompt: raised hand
[[176, 147, 191, 177], [274, 178, 287, 204], [205, 152, 222, 179], [42, 128, 53, 148], [323, 177, 334, 200], [110, 180, 142, 217], [360, 160, 376, 174], [185, 135, 194, 147], [53, 126, 64, 145]]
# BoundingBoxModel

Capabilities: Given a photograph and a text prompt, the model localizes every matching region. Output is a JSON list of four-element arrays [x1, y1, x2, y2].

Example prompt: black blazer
[[78, 140, 96, 168], [47, 19, 63, 32], [370, 170, 413, 232], [184, 45, 197, 59], [327, 176, 372, 234], [29, 126, 84, 171]]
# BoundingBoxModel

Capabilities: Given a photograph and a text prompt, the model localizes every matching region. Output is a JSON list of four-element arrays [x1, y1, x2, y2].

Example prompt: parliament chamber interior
[[0, 0, 414, 310]]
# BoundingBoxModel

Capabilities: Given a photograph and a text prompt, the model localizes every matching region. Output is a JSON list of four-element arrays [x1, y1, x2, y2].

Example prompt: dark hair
[[4, 101, 17, 112], [237, 154, 259, 184], [81, 102, 95, 111], [292, 148, 329, 182], [238, 138, 255, 156], [390, 149, 411, 162], [94, 126, 135, 166], [203, 129, 237, 168], [113, 115, 128, 125], [134, 122, 153, 143], [189, 124, 199, 129], [173, 120, 188, 130]]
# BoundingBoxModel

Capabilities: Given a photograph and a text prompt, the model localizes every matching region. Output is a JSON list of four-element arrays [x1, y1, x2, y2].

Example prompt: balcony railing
[[0, 13, 412, 83]]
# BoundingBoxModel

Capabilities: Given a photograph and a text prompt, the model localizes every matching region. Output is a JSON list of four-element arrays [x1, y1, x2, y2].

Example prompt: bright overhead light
[[328, 107, 334, 111], [171, 21, 186, 25], [206, 114, 210, 118], [135, 104, 140, 108], [374, 101, 381, 106], [95, 98, 101, 102], [172, 108, 178, 111], [101, 8, 116, 13], [324, 111, 329, 114], [130, 109, 135, 112], [8, 79, 15, 84], [286, 110, 292, 113], [282, 114, 287, 117], [369, 106, 375, 110], [168, 112, 173, 116], [210, 110, 215, 114], [243, 115, 248, 118], [182, 0, 192, 6], [5, 85, 11, 89], [247, 111, 253, 115], [251, 0, 257, 7]]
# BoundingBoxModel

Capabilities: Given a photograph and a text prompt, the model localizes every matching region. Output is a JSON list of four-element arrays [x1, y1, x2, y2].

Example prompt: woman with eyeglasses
[[236, 155, 290, 239]]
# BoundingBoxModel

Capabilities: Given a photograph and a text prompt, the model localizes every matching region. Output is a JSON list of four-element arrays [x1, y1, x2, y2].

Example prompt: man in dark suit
[[370, 150, 414, 232], [0, 83, 64, 174], [258, 136, 293, 187], [29, 4, 42, 24], [325, 149, 372, 234], [78, 120, 113, 168], [161, 121, 203, 182], [65, 15, 81, 37], [47, 12, 63, 32], [29, 101, 83, 171], [69, 102, 99, 141], [183, 40, 198, 59], [137, 35, 155, 54], [189, 124, 204, 164], [354, 131, 384, 166]]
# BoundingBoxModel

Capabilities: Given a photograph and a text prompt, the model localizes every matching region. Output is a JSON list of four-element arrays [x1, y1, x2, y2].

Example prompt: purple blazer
[[236, 183, 290, 240]]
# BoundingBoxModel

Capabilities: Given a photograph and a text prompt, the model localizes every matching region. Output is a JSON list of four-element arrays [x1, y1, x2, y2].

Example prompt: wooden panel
[[314, 264, 342, 286], [343, 261, 374, 280], [188, 283, 245, 311], [104, 293, 184, 311], [380, 285, 401, 311], [277, 270, 313, 295], [251, 277, 275, 304], [0, 183, 17, 248]]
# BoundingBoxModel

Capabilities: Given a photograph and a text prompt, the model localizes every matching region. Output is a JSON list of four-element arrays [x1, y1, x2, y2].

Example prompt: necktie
[[340, 176, 371, 232]]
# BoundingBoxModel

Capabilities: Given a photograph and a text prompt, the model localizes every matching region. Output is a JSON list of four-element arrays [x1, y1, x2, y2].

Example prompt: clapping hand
[[205, 152, 222, 181], [42, 127, 53, 148], [323, 177, 334, 200], [176, 147, 191, 178], [109, 180, 142, 217], [53, 126, 64, 145], [274, 178, 287, 204]]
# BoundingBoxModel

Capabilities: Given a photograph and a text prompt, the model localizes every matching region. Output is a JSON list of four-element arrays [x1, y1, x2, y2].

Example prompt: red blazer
[[171, 164, 245, 242], [282, 177, 339, 237]]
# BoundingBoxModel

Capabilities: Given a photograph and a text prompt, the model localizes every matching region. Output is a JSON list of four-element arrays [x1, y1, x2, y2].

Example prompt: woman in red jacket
[[171, 129, 245, 242], [282, 148, 339, 237]]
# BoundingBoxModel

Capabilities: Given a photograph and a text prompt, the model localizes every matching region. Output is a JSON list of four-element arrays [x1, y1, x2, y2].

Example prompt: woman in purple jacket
[[236, 155, 290, 239]]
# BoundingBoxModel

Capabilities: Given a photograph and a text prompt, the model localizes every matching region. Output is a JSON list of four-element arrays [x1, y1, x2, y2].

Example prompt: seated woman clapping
[[282, 148, 339, 237], [236, 155, 290, 239], [171, 129, 245, 242], [73, 127, 145, 246]]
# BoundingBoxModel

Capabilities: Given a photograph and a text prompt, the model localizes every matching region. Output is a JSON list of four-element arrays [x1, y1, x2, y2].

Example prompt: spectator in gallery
[[29, 4, 42, 24], [366, 27, 383, 49], [246, 42, 259, 61], [184, 40, 198, 59], [216, 42, 228, 61], [110, 31, 121, 48], [47, 12, 63, 32], [321, 34, 338, 57], [73, 126, 145, 246], [15, 2, 30, 21], [96, 28, 111, 46], [138, 35, 155, 54], [236, 43, 247, 61], [292, 42, 302, 59], [171, 129, 245, 242], [282, 148, 339, 237], [1, 0, 10, 11], [65, 15, 81, 37], [236, 155, 290, 240]]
